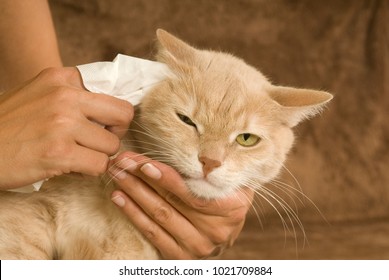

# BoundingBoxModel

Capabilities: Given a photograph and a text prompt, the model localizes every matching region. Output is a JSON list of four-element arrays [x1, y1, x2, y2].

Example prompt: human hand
[[109, 151, 254, 259], [0, 67, 133, 190]]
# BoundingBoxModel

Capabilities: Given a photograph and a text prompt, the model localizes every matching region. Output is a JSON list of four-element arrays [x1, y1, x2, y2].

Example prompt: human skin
[[0, 0, 62, 90], [0, 67, 132, 189], [110, 152, 253, 259], [0, 0, 252, 259]]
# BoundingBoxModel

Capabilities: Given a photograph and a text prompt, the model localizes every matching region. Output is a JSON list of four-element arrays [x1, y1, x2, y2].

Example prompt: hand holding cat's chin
[[109, 151, 254, 259]]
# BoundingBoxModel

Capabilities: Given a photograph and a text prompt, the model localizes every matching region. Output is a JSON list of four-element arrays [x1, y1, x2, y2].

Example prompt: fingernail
[[108, 167, 127, 180], [111, 195, 126, 207], [117, 158, 137, 172], [140, 163, 162, 180]]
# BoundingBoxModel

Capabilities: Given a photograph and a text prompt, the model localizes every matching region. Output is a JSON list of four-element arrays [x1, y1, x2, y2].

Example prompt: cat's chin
[[184, 178, 234, 200]]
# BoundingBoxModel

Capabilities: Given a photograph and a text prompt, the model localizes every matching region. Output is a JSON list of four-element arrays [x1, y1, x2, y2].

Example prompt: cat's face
[[131, 30, 332, 199]]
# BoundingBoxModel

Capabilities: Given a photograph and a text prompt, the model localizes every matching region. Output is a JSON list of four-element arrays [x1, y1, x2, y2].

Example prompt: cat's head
[[132, 29, 332, 199]]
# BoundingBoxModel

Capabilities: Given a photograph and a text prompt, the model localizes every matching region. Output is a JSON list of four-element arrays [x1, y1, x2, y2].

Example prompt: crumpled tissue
[[12, 54, 172, 193]]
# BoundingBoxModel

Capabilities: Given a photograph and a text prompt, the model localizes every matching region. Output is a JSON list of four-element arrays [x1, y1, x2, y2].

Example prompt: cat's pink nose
[[199, 156, 222, 177]]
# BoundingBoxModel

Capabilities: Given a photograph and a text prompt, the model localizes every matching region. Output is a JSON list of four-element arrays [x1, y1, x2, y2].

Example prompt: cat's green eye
[[177, 113, 197, 128], [236, 133, 260, 147]]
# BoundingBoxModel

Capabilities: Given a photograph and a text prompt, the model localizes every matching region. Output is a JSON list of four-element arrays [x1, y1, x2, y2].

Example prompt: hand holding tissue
[[13, 54, 172, 193]]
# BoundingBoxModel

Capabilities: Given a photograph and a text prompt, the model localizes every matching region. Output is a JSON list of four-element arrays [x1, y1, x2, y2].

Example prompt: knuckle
[[189, 197, 209, 210], [226, 206, 249, 227], [143, 223, 159, 242], [210, 245, 224, 257], [38, 67, 63, 82], [42, 138, 73, 161], [38, 67, 77, 85], [50, 113, 74, 130], [192, 242, 216, 259], [230, 207, 248, 224], [165, 192, 181, 206], [51, 85, 78, 104], [45, 91, 80, 129], [43, 86, 79, 116], [150, 205, 173, 225], [209, 228, 231, 245]]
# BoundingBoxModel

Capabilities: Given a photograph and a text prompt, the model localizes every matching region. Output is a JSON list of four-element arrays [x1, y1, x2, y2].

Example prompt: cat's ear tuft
[[155, 29, 198, 68], [268, 86, 333, 127]]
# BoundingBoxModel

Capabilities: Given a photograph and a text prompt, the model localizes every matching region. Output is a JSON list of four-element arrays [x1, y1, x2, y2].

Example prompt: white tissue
[[11, 54, 172, 193], [77, 54, 172, 105]]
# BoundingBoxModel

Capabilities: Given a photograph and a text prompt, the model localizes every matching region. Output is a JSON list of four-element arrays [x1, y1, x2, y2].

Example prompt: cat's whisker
[[270, 179, 305, 205], [101, 153, 157, 189], [127, 122, 178, 150], [250, 195, 267, 226], [267, 181, 303, 213], [279, 163, 303, 193], [125, 129, 192, 163], [126, 128, 175, 148], [251, 188, 291, 238], [245, 178, 308, 250], [237, 186, 265, 230], [117, 128, 312, 254], [270, 175, 328, 224], [250, 200, 265, 230], [245, 184, 289, 228], [258, 188, 300, 250], [121, 131, 183, 160], [126, 120, 205, 174]]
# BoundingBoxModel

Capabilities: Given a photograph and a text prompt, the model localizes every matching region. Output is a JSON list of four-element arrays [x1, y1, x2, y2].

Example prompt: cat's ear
[[268, 86, 333, 127], [155, 29, 198, 69]]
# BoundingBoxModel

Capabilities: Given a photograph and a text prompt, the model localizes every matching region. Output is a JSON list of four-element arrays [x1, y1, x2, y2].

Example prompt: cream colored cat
[[0, 29, 332, 259]]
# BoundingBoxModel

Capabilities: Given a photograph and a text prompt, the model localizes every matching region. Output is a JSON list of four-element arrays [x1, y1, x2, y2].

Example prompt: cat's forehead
[[183, 58, 266, 99], [173, 74, 275, 134], [203, 52, 268, 85], [166, 51, 276, 133]]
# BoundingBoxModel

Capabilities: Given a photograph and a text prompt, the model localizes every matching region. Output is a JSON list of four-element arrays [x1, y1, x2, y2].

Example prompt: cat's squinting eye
[[177, 113, 197, 128], [236, 133, 261, 147]]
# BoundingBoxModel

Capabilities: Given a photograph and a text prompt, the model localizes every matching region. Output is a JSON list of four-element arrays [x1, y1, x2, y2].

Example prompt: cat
[[0, 29, 332, 259]]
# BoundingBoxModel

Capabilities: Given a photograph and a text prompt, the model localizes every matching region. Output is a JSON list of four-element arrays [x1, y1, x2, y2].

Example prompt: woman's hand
[[109, 151, 254, 259], [0, 67, 133, 190]]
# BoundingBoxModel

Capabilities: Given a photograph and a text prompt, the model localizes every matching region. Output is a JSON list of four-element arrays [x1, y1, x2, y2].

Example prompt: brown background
[[50, 0, 389, 259]]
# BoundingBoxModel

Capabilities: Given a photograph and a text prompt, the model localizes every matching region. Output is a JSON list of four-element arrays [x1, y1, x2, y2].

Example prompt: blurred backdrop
[[50, 0, 388, 259]]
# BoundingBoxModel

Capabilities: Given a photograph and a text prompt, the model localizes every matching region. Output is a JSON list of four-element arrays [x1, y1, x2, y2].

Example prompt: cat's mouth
[[176, 168, 235, 199]]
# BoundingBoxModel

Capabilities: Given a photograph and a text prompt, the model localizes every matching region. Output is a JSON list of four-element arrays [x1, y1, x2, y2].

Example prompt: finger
[[56, 145, 109, 176], [111, 189, 190, 259], [62, 68, 134, 130], [79, 92, 133, 138], [108, 170, 212, 254], [112, 151, 253, 214], [110, 153, 239, 248], [75, 119, 120, 155], [111, 151, 253, 243], [110, 168, 215, 258], [112, 152, 194, 203]]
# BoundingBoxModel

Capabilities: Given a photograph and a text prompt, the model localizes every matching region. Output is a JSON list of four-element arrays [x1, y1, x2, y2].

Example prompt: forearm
[[0, 0, 62, 90]]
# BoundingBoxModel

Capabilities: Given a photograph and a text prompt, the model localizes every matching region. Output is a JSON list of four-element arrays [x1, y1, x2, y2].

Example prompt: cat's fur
[[0, 30, 332, 259]]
